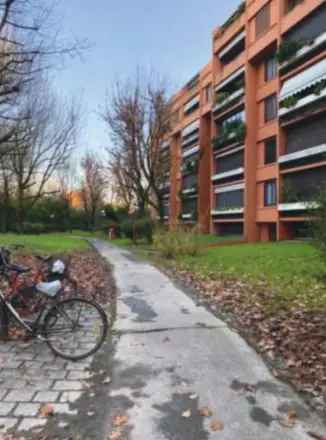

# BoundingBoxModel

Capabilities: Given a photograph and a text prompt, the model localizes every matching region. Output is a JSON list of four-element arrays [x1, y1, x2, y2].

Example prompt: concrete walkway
[[93, 240, 325, 440]]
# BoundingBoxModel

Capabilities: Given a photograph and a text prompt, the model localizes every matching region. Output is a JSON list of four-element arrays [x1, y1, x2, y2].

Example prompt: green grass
[[178, 241, 326, 311], [193, 234, 243, 246], [0, 233, 89, 254]]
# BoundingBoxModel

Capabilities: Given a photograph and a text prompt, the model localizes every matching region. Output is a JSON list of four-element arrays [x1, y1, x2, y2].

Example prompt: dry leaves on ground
[[211, 420, 224, 432], [199, 406, 213, 417], [172, 268, 326, 414], [40, 403, 55, 417]]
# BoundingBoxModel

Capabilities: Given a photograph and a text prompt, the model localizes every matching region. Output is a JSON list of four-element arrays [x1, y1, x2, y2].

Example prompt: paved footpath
[[0, 240, 325, 439], [92, 240, 325, 440]]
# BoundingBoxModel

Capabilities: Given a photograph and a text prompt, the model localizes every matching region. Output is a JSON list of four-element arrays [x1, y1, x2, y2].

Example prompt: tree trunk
[[16, 185, 25, 234]]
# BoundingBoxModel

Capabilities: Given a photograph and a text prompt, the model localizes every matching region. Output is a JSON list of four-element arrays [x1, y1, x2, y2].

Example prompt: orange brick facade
[[162, 0, 326, 242]]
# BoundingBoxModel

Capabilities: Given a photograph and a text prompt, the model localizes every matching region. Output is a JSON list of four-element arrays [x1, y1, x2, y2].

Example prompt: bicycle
[[0, 247, 108, 361]]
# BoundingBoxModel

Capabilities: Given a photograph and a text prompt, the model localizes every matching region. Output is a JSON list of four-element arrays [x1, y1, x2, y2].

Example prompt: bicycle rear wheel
[[44, 298, 108, 361]]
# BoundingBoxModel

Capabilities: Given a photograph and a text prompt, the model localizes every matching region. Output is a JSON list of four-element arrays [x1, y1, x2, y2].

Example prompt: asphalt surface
[[92, 239, 326, 440]]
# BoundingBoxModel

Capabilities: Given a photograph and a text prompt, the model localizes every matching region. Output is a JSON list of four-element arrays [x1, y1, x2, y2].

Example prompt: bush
[[120, 217, 153, 244], [21, 222, 48, 234], [135, 217, 154, 244], [153, 227, 201, 258], [120, 218, 134, 240], [311, 186, 326, 261]]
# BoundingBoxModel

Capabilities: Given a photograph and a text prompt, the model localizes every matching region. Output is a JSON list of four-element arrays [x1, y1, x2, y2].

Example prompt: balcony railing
[[219, 2, 245, 35], [213, 87, 245, 114], [279, 143, 326, 165], [212, 167, 244, 182], [278, 4, 326, 72], [279, 58, 326, 120], [211, 207, 244, 216], [212, 120, 246, 150], [184, 95, 200, 114]]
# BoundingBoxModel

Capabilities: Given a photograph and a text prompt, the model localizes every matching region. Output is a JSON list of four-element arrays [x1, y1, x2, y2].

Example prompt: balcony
[[219, 30, 245, 66], [212, 183, 244, 217], [213, 87, 245, 115], [181, 173, 198, 196], [280, 165, 326, 212], [219, 2, 245, 35], [181, 198, 198, 222], [184, 95, 200, 115], [279, 143, 326, 166], [212, 147, 244, 183], [279, 58, 326, 123], [281, 112, 326, 167], [278, 3, 326, 73], [212, 167, 244, 183], [212, 119, 246, 150], [182, 119, 200, 138]]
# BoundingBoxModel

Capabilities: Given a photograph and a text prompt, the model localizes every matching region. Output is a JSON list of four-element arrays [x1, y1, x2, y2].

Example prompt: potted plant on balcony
[[276, 39, 305, 65], [212, 119, 246, 150]]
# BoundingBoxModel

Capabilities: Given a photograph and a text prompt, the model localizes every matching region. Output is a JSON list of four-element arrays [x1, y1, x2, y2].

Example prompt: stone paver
[[0, 337, 94, 435]]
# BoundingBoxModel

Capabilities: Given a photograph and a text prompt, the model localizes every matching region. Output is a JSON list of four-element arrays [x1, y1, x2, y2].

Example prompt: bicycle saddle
[[35, 255, 52, 263]]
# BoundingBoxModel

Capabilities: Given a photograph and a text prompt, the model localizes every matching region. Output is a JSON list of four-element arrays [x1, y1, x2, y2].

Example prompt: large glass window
[[264, 94, 278, 123], [285, 0, 303, 14], [265, 55, 278, 82], [264, 137, 277, 164], [256, 2, 271, 38], [264, 180, 277, 206]]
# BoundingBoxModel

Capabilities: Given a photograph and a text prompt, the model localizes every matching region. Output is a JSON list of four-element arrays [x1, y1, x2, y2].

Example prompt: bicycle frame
[[0, 289, 48, 334]]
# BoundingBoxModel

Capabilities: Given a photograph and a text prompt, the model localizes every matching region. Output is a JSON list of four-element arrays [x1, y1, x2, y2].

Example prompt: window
[[264, 137, 277, 164], [264, 180, 277, 206], [256, 2, 271, 38], [265, 55, 278, 82], [285, 0, 303, 14], [204, 84, 213, 103], [264, 94, 278, 122]]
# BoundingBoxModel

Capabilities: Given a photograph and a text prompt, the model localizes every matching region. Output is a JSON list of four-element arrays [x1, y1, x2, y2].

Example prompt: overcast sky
[[53, 0, 240, 154]]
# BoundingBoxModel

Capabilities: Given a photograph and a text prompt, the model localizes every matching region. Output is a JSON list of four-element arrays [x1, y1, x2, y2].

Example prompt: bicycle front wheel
[[44, 298, 108, 361]]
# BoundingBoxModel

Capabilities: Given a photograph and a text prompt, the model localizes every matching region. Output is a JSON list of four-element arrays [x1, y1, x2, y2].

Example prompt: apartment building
[[161, 0, 326, 242]]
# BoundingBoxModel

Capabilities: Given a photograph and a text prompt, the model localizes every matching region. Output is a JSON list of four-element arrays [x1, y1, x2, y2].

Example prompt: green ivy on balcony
[[212, 120, 246, 150], [182, 158, 199, 175], [280, 79, 326, 109], [276, 39, 311, 65]]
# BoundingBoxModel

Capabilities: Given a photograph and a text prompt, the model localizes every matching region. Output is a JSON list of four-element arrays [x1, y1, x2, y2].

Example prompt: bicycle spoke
[[44, 299, 108, 361]]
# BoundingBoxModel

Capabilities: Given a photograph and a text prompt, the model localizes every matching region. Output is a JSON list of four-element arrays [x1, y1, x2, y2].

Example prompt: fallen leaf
[[109, 430, 122, 440], [40, 403, 55, 417], [113, 415, 128, 427], [182, 409, 192, 418], [211, 420, 224, 432], [199, 407, 213, 417]]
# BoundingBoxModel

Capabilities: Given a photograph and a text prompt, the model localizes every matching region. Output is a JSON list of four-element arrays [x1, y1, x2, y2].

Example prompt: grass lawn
[[178, 241, 326, 311], [0, 233, 89, 254], [112, 235, 326, 312]]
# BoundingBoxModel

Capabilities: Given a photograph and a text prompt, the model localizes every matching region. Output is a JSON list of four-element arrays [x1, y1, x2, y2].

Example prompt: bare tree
[[102, 73, 171, 220], [0, 0, 86, 155], [0, 151, 13, 231], [80, 152, 106, 231], [7, 76, 80, 232]]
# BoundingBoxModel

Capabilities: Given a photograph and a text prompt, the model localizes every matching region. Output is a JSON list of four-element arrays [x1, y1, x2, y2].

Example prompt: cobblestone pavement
[[0, 338, 98, 436]]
